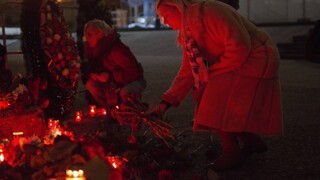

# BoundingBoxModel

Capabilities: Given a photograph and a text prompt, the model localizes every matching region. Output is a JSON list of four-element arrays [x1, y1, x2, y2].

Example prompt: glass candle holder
[[75, 111, 82, 122], [89, 105, 96, 116], [0, 143, 4, 162], [66, 169, 85, 180]]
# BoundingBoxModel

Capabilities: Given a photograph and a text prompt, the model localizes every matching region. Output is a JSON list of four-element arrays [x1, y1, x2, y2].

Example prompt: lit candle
[[0, 144, 5, 162], [0, 98, 10, 110], [75, 111, 82, 122], [89, 105, 96, 116], [48, 118, 60, 129], [107, 155, 127, 169], [47, 119, 62, 138], [11, 132, 25, 148], [66, 169, 85, 180], [12, 132, 24, 136], [100, 108, 107, 116]]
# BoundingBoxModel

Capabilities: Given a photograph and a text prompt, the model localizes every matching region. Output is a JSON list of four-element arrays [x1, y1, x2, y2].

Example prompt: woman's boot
[[238, 132, 268, 157], [208, 131, 243, 171]]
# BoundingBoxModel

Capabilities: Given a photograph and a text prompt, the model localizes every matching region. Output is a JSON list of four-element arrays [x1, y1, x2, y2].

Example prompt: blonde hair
[[84, 19, 114, 35]]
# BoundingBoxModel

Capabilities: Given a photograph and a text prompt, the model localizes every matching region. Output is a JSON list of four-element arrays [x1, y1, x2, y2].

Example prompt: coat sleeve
[[203, 2, 252, 72], [110, 45, 143, 85], [161, 48, 194, 107]]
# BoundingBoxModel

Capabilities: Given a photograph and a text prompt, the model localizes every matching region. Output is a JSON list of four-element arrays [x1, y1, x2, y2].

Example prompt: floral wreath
[[40, 0, 80, 90], [20, 0, 80, 116]]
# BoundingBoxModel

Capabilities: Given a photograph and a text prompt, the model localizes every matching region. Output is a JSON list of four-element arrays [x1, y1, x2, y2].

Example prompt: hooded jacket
[[85, 31, 144, 87], [157, 0, 282, 135]]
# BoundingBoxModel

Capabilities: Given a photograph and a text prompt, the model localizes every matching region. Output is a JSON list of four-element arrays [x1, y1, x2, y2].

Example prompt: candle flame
[[112, 162, 118, 169], [89, 105, 96, 116], [107, 155, 124, 169], [102, 108, 107, 115], [73, 170, 79, 177], [0, 154, 4, 162], [0, 151, 4, 162], [12, 132, 24, 136], [66, 169, 73, 176], [75, 111, 82, 122], [66, 169, 85, 178]]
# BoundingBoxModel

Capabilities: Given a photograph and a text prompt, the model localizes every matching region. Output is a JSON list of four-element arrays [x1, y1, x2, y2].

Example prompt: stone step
[[276, 32, 310, 60]]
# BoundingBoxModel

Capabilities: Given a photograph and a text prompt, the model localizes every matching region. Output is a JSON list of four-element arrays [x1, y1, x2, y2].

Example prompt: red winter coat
[[85, 31, 144, 87], [159, 0, 283, 136]]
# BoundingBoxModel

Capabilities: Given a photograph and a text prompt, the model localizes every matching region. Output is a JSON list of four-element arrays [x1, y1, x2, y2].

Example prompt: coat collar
[[85, 31, 120, 60]]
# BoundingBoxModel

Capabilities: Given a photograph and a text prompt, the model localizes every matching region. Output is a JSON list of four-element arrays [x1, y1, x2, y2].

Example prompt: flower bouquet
[[111, 100, 175, 146]]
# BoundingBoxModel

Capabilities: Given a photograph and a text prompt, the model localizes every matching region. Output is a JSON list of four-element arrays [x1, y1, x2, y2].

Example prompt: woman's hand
[[89, 73, 99, 81], [90, 72, 109, 82], [97, 72, 109, 82], [146, 102, 170, 118]]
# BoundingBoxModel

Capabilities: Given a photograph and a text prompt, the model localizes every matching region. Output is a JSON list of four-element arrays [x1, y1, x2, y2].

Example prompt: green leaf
[[44, 140, 77, 162], [83, 156, 110, 180]]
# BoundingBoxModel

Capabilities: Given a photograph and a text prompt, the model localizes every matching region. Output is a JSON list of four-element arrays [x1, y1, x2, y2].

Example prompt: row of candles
[[49, 105, 122, 179], [75, 105, 107, 122], [46, 105, 107, 144]]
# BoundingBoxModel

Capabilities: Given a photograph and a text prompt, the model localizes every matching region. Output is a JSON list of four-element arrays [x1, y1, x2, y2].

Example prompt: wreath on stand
[[21, 0, 81, 118]]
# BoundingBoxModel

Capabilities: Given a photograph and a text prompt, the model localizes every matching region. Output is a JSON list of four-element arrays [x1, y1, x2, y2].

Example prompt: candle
[[66, 169, 85, 180], [75, 111, 82, 122], [47, 119, 62, 138], [100, 108, 107, 116], [0, 144, 5, 162], [11, 132, 24, 147], [0, 98, 10, 110], [12, 132, 24, 136], [89, 105, 96, 116], [107, 155, 127, 169], [48, 118, 60, 129]]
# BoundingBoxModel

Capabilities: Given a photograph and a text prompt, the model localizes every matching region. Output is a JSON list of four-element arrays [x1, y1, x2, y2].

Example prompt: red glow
[[0, 99, 10, 110], [66, 169, 85, 178], [0, 145, 4, 162], [0, 153, 4, 162], [75, 111, 82, 122], [48, 118, 60, 129], [112, 162, 118, 169], [107, 155, 124, 169], [89, 105, 96, 116], [101, 108, 107, 115]]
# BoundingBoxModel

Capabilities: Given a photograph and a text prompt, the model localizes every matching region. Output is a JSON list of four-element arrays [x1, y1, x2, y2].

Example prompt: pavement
[[4, 29, 320, 180]]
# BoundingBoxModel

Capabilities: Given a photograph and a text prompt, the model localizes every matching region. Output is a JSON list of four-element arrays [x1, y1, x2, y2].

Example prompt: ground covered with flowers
[[0, 100, 211, 180]]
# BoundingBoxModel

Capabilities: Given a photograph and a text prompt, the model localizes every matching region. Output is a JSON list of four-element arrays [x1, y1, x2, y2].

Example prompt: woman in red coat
[[149, 0, 283, 171], [84, 19, 146, 109]]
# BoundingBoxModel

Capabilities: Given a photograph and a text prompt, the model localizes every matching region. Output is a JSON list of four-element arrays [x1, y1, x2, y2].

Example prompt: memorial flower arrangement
[[20, 0, 80, 116], [42, 3, 81, 90], [0, 116, 192, 180], [0, 76, 49, 113]]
